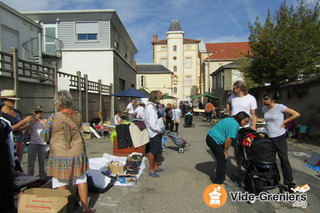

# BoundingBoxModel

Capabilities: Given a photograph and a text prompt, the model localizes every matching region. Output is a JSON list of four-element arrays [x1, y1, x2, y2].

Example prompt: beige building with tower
[[152, 20, 201, 101]]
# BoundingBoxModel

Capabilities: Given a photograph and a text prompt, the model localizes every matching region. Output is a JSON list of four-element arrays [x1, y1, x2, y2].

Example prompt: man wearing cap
[[25, 105, 47, 181], [1, 90, 32, 162]]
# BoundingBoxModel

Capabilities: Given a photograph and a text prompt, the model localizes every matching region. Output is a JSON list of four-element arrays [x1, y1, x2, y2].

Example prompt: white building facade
[[152, 20, 201, 101]]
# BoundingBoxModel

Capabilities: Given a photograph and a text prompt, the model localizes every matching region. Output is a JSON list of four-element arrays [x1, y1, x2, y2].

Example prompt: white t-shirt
[[126, 102, 134, 114], [134, 106, 145, 119], [228, 94, 257, 116], [262, 104, 287, 138], [113, 114, 121, 125]]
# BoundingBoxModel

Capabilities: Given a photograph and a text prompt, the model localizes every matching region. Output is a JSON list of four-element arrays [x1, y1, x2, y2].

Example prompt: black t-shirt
[[1, 109, 24, 142], [165, 107, 172, 119]]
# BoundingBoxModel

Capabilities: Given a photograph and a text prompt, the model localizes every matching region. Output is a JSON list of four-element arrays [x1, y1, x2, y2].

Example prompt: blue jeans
[[128, 114, 134, 122], [28, 144, 47, 179]]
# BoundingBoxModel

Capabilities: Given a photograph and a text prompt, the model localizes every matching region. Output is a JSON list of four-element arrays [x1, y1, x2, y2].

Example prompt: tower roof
[[168, 20, 182, 31]]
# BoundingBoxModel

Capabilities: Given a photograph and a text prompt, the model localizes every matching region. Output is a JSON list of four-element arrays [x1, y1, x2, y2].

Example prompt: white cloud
[[2, 0, 64, 11]]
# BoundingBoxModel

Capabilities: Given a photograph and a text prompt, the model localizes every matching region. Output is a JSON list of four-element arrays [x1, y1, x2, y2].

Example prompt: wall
[[183, 43, 200, 98], [0, 3, 40, 59], [250, 79, 320, 137], [60, 51, 114, 85], [112, 53, 137, 113], [58, 21, 110, 50]]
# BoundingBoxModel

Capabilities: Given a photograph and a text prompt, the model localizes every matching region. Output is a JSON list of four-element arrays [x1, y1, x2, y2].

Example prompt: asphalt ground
[[22, 115, 320, 213]]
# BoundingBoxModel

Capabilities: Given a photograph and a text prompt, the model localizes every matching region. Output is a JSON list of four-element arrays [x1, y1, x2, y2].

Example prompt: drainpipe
[[10, 48, 19, 109], [38, 30, 42, 64]]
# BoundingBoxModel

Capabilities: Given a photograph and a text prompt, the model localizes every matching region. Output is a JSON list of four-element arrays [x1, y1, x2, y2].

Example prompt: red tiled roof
[[205, 42, 250, 60], [152, 38, 201, 45]]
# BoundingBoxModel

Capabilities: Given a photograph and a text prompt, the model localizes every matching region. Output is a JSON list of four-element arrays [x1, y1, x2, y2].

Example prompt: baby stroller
[[166, 131, 190, 153], [183, 113, 195, 128], [237, 128, 283, 194]]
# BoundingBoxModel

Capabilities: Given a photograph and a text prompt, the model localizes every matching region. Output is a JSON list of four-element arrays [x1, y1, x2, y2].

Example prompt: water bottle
[[163, 136, 167, 144]]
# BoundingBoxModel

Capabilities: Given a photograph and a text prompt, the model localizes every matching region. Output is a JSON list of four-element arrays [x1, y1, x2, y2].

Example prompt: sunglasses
[[264, 95, 272, 100], [34, 110, 44, 114], [2, 98, 15, 102]]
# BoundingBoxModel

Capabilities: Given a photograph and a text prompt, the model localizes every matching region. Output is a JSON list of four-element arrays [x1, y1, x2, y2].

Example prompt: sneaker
[[223, 180, 231, 185], [148, 172, 160, 178]]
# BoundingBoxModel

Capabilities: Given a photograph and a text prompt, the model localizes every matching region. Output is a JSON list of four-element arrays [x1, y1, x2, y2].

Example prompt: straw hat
[[0, 90, 20, 100]]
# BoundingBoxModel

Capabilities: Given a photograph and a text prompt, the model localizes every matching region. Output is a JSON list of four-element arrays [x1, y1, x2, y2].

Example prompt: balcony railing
[[22, 36, 63, 62]]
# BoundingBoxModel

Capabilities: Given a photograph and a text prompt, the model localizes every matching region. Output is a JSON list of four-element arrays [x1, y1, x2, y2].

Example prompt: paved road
[[23, 115, 320, 212]]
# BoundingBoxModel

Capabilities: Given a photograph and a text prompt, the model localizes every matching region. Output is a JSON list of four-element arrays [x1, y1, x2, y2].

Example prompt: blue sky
[[2, 0, 312, 63]]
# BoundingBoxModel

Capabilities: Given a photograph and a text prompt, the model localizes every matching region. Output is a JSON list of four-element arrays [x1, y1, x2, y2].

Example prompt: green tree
[[244, 0, 320, 85]]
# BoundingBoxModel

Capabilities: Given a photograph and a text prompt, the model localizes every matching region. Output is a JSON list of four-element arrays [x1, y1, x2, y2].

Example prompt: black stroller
[[166, 131, 190, 153], [237, 128, 283, 194], [183, 113, 195, 128]]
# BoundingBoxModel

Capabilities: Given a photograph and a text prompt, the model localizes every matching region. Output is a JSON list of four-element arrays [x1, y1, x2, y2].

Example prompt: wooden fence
[[0, 48, 112, 122]]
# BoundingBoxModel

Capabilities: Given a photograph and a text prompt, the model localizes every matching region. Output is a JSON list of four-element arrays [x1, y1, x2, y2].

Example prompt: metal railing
[[22, 35, 63, 61]]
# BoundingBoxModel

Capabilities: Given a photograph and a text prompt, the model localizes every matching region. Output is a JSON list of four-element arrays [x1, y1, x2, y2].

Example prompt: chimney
[[134, 60, 137, 70], [153, 35, 158, 42]]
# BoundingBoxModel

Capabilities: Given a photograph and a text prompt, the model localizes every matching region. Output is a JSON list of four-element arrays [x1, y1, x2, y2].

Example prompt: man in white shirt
[[134, 103, 145, 119], [226, 81, 257, 174], [125, 99, 136, 122], [144, 90, 165, 178]]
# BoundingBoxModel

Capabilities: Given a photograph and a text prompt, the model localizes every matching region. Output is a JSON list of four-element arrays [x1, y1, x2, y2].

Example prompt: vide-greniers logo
[[203, 184, 310, 209], [202, 184, 228, 208]]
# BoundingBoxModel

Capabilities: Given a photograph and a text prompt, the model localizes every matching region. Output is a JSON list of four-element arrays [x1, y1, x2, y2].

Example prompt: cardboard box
[[81, 126, 92, 140], [108, 161, 126, 174], [40, 179, 77, 196], [18, 188, 71, 213], [115, 175, 137, 186]]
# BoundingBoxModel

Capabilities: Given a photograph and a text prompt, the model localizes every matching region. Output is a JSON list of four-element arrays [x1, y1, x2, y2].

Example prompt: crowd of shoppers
[[0, 80, 301, 211]]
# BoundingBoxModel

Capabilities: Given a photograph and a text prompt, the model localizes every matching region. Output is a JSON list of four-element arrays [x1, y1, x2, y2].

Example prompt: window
[[173, 56, 177, 60], [173, 66, 177, 72], [123, 43, 127, 58], [185, 57, 192, 68], [160, 58, 167, 67], [186, 45, 191, 50], [161, 46, 167, 51], [115, 30, 119, 49], [173, 75, 178, 85], [173, 45, 177, 51], [185, 76, 192, 86], [76, 22, 98, 41], [140, 75, 146, 87], [119, 78, 125, 91], [173, 87, 177, 94], [43, 24, 57, 55]]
